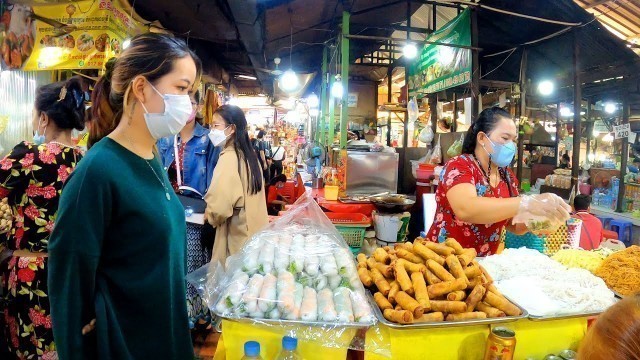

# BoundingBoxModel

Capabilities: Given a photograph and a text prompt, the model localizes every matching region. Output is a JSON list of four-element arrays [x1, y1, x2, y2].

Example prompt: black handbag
[[176, 186, 207, 214]]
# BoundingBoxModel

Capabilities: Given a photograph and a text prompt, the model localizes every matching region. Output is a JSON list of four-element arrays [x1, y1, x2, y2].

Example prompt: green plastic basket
[[335, 224, 366, 249]]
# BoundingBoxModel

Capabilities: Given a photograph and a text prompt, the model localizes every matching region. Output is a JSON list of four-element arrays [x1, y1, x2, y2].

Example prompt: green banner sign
[[408, 9, 471, 97]]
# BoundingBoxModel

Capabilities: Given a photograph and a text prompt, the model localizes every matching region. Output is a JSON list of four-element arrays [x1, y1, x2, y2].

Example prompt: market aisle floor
[[194, 331, 219, 360]]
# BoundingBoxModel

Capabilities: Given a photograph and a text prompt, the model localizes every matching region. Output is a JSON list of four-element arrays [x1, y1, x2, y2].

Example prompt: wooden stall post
[[571, 29, 582, 189], [616, 91, 630, 213], [517, 48, 528, 184]]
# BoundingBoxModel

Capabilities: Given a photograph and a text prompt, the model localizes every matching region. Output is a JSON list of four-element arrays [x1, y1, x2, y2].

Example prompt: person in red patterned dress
[[427, 107, 571, 256], [0, 77, 85, 359]]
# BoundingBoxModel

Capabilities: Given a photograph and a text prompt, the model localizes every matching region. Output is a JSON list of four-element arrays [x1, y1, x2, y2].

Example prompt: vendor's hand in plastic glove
[[515, 193, 572, 224]]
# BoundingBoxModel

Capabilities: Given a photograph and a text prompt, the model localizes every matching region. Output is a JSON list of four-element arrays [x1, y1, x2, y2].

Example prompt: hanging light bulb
[[331, 75, 343, 98], [122, 38, 131, 49], [279, 69, 299, 92], [403, 43, 418, 59], [307, 93, 319, 108], [604, 102, 616, 114], [537, 80, 554, 96]]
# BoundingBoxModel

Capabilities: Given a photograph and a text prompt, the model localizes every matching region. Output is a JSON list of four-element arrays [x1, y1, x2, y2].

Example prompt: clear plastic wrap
[[187, 193, 388, 354], [512, 193, 571, 236]]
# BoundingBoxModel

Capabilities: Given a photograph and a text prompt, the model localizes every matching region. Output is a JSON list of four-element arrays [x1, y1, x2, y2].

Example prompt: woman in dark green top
[[48, 33, 202, 360]]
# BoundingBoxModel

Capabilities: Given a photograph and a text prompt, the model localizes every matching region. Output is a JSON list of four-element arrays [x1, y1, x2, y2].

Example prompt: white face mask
[[140, 81, 193, 139], [208, 127, 230, 147]]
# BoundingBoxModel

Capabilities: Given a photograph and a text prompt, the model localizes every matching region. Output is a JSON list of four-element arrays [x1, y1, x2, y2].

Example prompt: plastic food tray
[[366, 291, 528, 329], [211, 295, 376, 329]]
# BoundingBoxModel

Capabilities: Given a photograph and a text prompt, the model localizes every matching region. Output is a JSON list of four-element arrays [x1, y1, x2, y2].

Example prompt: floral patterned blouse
[[0, 142, 82, 252], [427, 154, 519, 256]]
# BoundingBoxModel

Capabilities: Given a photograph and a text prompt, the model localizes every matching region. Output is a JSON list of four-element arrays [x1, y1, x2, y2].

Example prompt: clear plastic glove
[[513, 193, 572, 235]]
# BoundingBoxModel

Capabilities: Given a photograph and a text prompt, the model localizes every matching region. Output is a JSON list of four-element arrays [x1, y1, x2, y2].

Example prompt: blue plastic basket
[[504, 231, 545, 253]]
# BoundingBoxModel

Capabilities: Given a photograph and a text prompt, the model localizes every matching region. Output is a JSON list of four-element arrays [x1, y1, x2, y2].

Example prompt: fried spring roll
[[457, 248, 477, 267], [396, 249, 423, 264], [445, 254, 470, 285], [388, 281, 400, 304], [484, 291, 521, 316], [383, 246, 391, 252], [424, 268, 442, 285], [414, 312, 445, 323], [465, 284, 486, 312], [356, 253, 368, 266], [429, 300, 467, 314], [395, 304, 403, 311], [358, 267, 373, 287], [394, 261, 414, 295], [427, 259, 456, 282], [370, 268, 391, 296], [383, 309, 413, 324], [464, 264, 482, 279], [373, 291, 393, 311], [397, 258, 427, 274], [480, 264, 494, 284], [367, 258, 393, 279], [413, 241, 446, 266], [446, 312, 487, 321], [446, 290, 466, 301], [411, 271, 430, 311], [373, 248, 391, 264], [487, 283, 503, 297], [395, 291, 425, 318], [394, 242, 414, 252], [427, 278, 467, 298], [423, 241, 454, 256], [444, 238, 465, 255], [476, 302, 506, 318]]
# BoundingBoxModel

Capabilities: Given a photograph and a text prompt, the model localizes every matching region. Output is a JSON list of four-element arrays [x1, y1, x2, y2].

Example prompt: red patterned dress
[[0, 142, 82, 359], [427, 154, 519, 256]]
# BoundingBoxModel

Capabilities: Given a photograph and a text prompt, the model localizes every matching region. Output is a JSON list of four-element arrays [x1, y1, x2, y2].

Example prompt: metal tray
[[338, 197, 372, 204], [366, 291, 528, 329], [211, 296, 376, 329], [527, 310, 604, 321]]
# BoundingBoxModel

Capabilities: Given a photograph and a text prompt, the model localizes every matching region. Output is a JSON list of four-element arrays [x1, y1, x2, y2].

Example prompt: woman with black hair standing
[[205, 105, 268, 265], [0, 77, 85, 359], [427, 107, 571, 256], [47, 33, 201, 359]]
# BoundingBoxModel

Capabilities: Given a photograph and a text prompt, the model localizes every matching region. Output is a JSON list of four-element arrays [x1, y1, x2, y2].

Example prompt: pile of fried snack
[[357, 238, 523, 324]]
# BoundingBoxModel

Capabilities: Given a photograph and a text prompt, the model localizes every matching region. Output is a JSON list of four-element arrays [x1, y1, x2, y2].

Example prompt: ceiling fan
[[28, 10, 77, 37], [255, 57, 284, 77]]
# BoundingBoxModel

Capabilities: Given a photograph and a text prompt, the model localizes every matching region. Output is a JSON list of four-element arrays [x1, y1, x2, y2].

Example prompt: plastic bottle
[[274, 336, 302, 360], [242, 341, 263, 360]]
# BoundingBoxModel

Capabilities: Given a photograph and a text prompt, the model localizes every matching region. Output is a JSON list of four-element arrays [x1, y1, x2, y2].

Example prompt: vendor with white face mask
[[427, 107, 571, 256]]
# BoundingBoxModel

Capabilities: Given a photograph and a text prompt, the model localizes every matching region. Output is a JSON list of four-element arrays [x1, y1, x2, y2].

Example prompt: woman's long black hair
[[462, 106, 512, 154], [214, 105, 263, 195]]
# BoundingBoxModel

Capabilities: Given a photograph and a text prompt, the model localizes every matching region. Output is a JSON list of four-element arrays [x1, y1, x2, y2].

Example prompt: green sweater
[[48, 138, 193, 360]]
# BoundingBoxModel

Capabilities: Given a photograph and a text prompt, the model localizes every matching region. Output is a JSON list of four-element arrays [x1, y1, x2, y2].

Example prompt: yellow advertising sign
[[1, 0, 143, 71]]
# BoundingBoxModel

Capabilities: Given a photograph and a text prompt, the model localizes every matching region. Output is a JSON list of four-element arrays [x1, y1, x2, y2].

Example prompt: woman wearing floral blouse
[[0, 77, 85, 359]]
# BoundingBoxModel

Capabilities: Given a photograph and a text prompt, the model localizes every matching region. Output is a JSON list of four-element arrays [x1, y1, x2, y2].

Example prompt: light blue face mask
[[33, 118, 46, 145], [484, 137, 516, 168]]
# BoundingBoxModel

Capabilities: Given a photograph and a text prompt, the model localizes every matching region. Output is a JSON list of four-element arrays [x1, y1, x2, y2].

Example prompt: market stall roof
[[574, 0, 640, 56], [133, 0, 262, 94], [478, 0, 640, 85]]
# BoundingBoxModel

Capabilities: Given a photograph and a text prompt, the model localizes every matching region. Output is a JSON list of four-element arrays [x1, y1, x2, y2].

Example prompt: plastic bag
[[407, 97, 419, 123], [429, 135, 442, 164], [186, 192, 379, 352], [418, 126, 434, 144], [446, 134, 464, 158], [512, 193, 571, 236]]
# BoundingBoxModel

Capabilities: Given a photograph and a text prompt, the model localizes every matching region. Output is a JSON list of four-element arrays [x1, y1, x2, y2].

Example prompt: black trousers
[[270, 160, 284, 179]]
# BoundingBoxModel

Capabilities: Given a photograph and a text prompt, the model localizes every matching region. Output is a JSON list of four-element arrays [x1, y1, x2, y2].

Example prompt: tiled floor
[[193, 330, 220, 360]]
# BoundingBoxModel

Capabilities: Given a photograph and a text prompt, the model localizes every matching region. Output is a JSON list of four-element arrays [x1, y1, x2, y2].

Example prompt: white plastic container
[[372, 211, 410, 243]]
